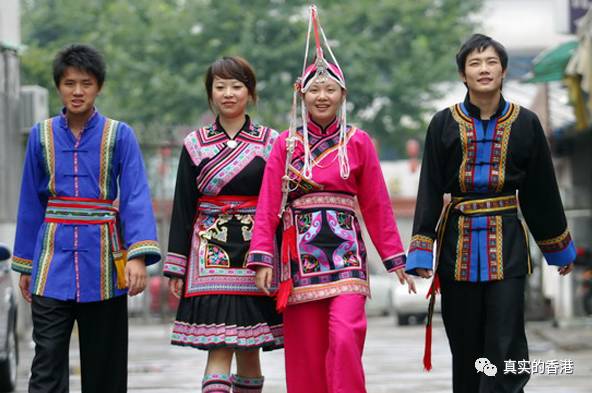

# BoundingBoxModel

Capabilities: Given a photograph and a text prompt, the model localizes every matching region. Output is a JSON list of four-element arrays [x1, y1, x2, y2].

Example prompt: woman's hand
[[169, 277, 184, 299], [415, 268, 433, 279], [255, 267, 273, 295], [394, 268, 417, 294]]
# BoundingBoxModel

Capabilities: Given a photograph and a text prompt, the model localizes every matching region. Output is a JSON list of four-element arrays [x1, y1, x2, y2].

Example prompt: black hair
[[456, 34, 508, 74], [53, 44, 106, 88], [205, 56, 257, 111]]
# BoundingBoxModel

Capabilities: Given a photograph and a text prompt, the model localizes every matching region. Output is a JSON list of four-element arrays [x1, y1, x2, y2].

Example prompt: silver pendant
[[227, 140, 238, 149]]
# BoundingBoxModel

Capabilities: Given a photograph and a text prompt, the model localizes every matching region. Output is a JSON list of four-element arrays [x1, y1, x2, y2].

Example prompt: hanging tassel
[[426, 274, 440, 298], [276, 279, 293, 313], [423, 274, 440, 371], [277, 225, 297, 313], [423, 319, 433, 371], [114, 250, 128, 289]]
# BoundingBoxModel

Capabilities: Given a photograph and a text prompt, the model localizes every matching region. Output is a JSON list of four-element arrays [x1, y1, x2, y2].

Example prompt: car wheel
[[0, 317, 18, 392], [397, 313, 410, 326]]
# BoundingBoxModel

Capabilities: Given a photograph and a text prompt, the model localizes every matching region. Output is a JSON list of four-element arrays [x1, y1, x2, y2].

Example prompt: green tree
[[20, 0, 482, 156]]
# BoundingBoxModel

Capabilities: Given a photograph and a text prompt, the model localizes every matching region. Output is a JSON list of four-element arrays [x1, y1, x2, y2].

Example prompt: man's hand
[[169, 277, 184, 299], [558, 262, 574, 276], [125, 258, 147, 296], [394, 269, 417, 294], [255, 267, 273, 296], [19, 274, 32, 303]]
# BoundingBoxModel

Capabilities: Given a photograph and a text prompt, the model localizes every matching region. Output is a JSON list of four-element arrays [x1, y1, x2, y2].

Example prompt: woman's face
[[303, 79, 344, 126], [211, 76, 250, 119]]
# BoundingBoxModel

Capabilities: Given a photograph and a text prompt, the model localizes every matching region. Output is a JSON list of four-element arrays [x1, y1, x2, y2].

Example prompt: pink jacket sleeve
[[246, 135, 287, 269], [355, 131, 406, 272]]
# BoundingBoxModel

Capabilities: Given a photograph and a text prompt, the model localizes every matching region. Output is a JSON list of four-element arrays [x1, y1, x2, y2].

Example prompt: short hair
[[456, 34, 508, 74], [53, 44, 106, 88], [204, 56, 257, 110]]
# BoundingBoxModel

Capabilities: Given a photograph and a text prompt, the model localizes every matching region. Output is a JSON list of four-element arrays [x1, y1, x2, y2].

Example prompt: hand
[[125, 258, 147, 296], [255, 267, 273, 296], [19, 274, 32, 303], [416, 268, 433, 279], [169, 277, 184, 299], [394, 268, 417, 294], [558, 263, 574, 276]]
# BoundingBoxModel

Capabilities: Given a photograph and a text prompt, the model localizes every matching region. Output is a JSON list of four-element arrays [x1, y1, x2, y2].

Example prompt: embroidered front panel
[[185, 211, 279, 295], [454, 216, 472, 281], [491, 104, 519, 192], [33, 223, 57, 295], [452, 103, 520, 194], [287, 193, 366, 293], [40, 119, 57, 196], [99, 119, 119, 199], [205, 243, 231, 268], [452, 105, 476, 193], [486, 216, 504, 280]]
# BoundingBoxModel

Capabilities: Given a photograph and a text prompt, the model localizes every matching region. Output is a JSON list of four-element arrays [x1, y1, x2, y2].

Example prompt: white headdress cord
[[317, 14, 351, 179], [299, 6, 315, 180]]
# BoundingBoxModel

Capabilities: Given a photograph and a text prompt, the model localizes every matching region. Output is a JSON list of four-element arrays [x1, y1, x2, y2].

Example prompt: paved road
[[14, 315, 592, 392]]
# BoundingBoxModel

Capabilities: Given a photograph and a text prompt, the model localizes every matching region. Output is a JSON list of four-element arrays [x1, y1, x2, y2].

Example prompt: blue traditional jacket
[[12, 110, 161, 302], [406, 95, 576, 282]]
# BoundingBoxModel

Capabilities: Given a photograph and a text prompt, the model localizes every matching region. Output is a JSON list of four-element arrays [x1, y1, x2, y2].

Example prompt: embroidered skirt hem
[[171, 294, 283, 351]]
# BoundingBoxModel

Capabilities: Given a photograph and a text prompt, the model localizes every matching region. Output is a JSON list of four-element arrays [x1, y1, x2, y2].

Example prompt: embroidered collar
[[306, 116, 340, 136], [214, 115, 252, 138], [462, 94, 507, 120], [200, 114, 266, 145], [59, 107, 100, 130]]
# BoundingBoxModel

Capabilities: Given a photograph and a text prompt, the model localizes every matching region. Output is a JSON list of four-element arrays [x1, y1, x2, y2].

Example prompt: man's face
[[461, 46, 506, 95], [57, 67, 101, 116]]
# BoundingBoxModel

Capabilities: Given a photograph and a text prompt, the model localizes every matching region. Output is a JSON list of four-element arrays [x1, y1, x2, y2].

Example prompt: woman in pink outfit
[[246, 6, 415, 393]]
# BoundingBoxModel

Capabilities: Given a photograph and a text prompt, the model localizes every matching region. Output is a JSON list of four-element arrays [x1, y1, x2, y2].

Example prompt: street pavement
[[14, 314, 592, 392]]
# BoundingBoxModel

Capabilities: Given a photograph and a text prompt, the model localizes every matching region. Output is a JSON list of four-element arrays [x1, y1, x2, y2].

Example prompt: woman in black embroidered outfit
[[163, 56, 282, 393]]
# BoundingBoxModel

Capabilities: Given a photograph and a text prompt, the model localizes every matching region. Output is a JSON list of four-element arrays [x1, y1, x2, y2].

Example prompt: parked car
[[390, 275, 440, 326], [0, 244, 17, 392]]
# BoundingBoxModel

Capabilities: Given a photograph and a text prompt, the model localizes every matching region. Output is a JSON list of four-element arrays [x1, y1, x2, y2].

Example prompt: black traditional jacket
[[406, 95, 576, 282]]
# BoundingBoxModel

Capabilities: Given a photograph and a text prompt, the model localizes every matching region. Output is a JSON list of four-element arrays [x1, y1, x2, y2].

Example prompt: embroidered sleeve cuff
[[246, 251, 274, 270], [163, 252, 188, 278], [405, 235, 435, 275], [127, 240, 162, 265], [383, 253, 406, 272], [12, 255, 33, 274], [537, 230, 576, 266]]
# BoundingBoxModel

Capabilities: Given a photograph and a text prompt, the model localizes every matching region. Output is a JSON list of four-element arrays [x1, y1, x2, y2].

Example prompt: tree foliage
[[21, 0, 482, 156]]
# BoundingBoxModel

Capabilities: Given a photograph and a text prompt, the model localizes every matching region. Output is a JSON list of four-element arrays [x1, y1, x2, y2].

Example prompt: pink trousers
[[284, 294, 367, 393]]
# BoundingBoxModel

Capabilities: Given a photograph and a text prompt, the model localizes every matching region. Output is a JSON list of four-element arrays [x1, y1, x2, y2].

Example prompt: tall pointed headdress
[[289, 5, 350, 180]]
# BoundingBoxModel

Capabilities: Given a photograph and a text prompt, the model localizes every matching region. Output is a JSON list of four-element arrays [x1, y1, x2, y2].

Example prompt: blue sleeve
[[116, 123, 161, 265], [12, 125, 47, 274]]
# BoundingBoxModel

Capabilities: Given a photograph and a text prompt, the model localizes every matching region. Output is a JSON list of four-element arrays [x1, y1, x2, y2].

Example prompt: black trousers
[[29, 295, 128, 393], [440, 277, 530, 393]]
